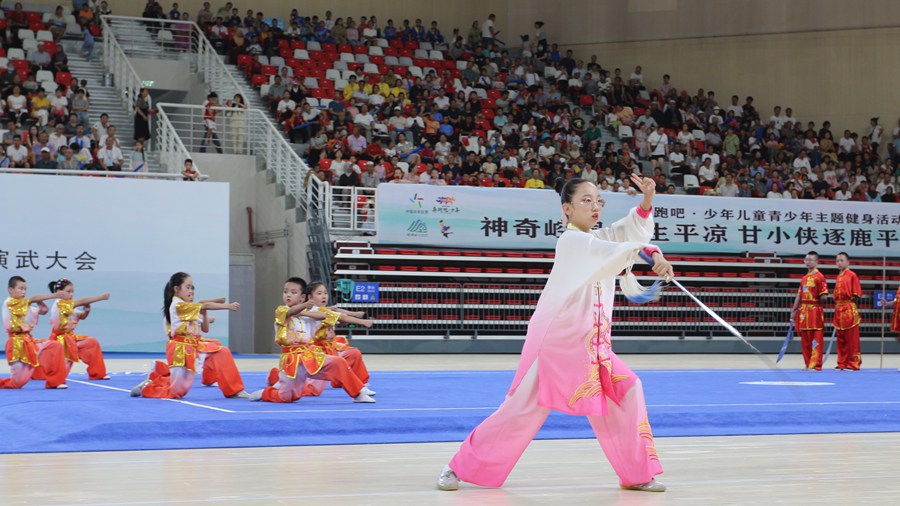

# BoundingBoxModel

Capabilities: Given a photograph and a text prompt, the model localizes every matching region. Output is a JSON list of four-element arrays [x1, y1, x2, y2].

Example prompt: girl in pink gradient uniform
[[438, 174, 673, 493]]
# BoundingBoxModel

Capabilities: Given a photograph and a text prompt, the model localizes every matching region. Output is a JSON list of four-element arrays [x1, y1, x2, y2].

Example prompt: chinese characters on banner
[[375, 183, 900, 257], [0, 250, 98, 271]]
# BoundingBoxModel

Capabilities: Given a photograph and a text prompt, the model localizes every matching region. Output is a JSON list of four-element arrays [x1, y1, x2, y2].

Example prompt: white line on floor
[[67, 380, 236, 413]]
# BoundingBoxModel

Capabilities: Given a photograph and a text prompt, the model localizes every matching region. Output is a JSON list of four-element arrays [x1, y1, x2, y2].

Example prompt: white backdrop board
[[0, 174, 230, 352]]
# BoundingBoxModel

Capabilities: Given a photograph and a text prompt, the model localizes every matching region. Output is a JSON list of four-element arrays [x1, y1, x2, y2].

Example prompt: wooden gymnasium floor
[[3, 354, 900, 506]]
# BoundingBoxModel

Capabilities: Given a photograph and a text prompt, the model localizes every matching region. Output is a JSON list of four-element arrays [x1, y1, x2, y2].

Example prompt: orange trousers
[[798, 329, 824, 370], [59, 335, 107, 380], [141, 347, 245, 399], [303, 347, 370, 396], [261, 355, 365, 403], [836, 326, 861, 370], [1, 339, 68, 389]]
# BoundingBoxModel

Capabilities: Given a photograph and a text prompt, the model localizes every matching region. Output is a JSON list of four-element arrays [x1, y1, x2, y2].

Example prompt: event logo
[[439, 220, 453, 238], [407, 219, 428, 237], [406, 193, 428, 215], [433, 196, 460, 214]]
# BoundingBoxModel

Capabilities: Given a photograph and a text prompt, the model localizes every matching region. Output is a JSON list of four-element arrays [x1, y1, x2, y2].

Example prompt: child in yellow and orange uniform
[[1, 276, 67, 389], [130, 272, 250, 399], [302, 281, 374, 396], [251, 277, 375, 403], [46, 278, 111, 380]]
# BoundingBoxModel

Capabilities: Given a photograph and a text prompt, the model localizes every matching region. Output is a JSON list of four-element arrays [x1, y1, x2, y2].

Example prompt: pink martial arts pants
[[449, 360, 663, 488]]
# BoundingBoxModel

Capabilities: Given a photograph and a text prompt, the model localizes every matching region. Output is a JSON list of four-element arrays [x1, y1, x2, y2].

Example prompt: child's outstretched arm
[[336, 313, 373, 328], [29, 292, 61, 304], [74, 292, 110, 308], [286, 300, 315, 318], [199, 297, 226, 304], [328, 306, 366, 318], [200, 301, 240, 311]]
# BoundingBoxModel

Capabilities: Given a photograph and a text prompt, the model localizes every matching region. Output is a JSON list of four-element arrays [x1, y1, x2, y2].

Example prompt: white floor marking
[[67, 379, 236, 413]]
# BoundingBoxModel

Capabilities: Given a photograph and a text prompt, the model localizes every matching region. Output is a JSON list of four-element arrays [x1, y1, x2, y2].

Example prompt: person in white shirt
[[353, 104, 376, 141], [698, 158, 717, 185], [868, 117, 883, 150], [6, 135, 30, 168], [98, 125, 121, 149], [769, 106, 786, 131], [276, 91, 296, 121], [91, 113, 110, 143], [48, 124, 69, 154], [647, 125, 668, 171], [717, 174, 739, 197], [538, 138, 556, 163], [792, 150, 811, 172], [433, 90, 450, 110], [783, 107, 798, 127], [838, 130, 856, 159], [98, 137, 124, 171], [701, 146, 720, 172], [629, 65, 643, 85], [481, 14, 497, 45], [833, 182, 852, 201], [726, 95, 743, 118]]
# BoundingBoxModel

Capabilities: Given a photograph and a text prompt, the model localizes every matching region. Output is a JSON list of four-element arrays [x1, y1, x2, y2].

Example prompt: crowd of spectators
[[143, 2, 900, 201], [0, 2, 138, 172]]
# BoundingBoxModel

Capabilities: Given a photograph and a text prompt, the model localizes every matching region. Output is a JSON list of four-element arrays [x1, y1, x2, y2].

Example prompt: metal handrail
[[156, 103, 308, 206], [100, 15, 145, 138], [0, 168, 207, 180], [101, 15, 312, 215], [154, 105, 206, 177]]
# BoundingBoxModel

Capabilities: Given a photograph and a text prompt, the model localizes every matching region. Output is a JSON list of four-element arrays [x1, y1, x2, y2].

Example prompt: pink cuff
[[636, 205, 653, 219], [642, 246, 660, 258]]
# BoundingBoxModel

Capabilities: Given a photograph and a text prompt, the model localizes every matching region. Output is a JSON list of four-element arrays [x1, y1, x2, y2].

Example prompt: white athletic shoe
[[229, 390, 252, 399], [353, 393, 376, 403], [53, 384, 68, 389], [621, 478, 666, 492], [130, 379, 151, 397], [249, 389, 264, 401], [360, 386, 377, 396], [100, 375, 111, 380], [436, 465, 459, 491]]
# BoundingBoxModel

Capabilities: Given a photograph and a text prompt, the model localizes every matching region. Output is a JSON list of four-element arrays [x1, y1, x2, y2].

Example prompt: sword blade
[[670, 278, 762, 354], [776, 322, 795, 363]]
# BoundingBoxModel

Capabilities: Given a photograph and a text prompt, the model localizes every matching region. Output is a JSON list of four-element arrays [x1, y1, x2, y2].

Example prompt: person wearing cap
[[35, 146, 57, 170]]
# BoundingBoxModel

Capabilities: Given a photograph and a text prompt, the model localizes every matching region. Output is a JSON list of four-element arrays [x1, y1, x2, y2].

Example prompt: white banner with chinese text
[[375, 183, 900, 257]]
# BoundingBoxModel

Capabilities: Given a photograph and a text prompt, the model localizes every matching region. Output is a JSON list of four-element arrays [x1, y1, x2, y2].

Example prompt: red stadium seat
[[236, 54, 251, 68], [261, 65, 277, 76], [251, 74, 268, 86], [291, 40, 305, 50], [322, 43, 337, 53], [55, 71, 72, 87]]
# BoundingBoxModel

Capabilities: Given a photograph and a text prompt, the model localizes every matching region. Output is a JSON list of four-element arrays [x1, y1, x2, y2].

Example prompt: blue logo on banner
[[352, 282, 380, 302], [407, 219, 428, 235], [874, 290, 897, 309]]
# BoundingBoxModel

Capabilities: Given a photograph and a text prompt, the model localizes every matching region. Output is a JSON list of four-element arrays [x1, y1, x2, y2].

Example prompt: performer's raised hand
[[630, 173, 656, 210]]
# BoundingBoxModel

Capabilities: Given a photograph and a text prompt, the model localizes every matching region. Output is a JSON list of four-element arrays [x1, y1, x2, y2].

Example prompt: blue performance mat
[[2, 367, 900, 454]]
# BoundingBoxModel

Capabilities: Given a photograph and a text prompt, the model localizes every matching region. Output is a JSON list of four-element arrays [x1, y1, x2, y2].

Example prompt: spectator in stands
[[182, 158, 199, 181], [7, 135, 31, 168], [131, 140, 147, 173], [134, 87, 152, 143], [82, 25, 96, 62], [200, 92, 223, 154], [35, 147, 57, 170], [98, 137, 124, 171], [27, 43, 53, 74], [197, 2, 214, 29], [7, 85, 28, 126], [48, 6, 68, 41], [57, 146, 79, 171]]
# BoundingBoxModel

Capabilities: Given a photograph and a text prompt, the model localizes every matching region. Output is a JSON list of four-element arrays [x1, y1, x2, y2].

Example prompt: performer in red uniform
[[887, 286, 900, 373], [790, 251, 828, 370], [832, 252, 862, 370]]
